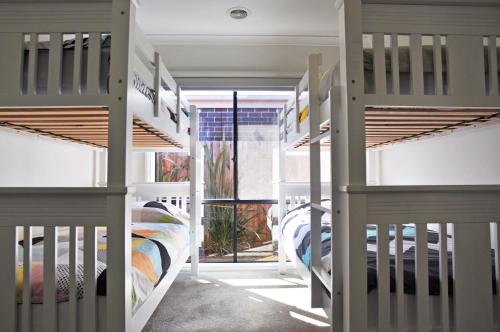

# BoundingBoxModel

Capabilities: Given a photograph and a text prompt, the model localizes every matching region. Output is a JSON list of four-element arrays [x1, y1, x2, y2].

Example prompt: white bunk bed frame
[[279, 1, 500, 331], [0, 1, 201, 331]]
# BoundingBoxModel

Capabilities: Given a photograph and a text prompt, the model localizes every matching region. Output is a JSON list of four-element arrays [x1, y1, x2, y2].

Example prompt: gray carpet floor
[[143, 267, 330, 332]]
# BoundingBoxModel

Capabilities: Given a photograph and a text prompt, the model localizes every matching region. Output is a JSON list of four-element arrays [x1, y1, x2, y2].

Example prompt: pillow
[[133, 200, 190, 226], [132, 207, 185, 225]]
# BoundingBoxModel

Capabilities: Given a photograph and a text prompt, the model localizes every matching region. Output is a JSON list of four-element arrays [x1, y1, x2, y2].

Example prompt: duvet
[[280, 200, 496, 295], [16, 222, 189, 312]]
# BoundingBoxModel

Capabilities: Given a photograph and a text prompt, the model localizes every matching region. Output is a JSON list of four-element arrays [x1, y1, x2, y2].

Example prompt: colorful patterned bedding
[[16, 222, 189, 312], [280, 200, 496, 295]]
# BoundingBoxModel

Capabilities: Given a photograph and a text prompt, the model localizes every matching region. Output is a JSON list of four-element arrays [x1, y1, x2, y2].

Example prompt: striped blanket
[[16, 222, 189, 312]]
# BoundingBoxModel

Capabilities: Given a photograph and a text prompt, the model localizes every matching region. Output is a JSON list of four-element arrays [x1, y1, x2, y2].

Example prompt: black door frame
[[201, 90, 278, 262]]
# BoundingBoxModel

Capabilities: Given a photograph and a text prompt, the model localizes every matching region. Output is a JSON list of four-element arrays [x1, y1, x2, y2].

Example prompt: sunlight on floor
[[217, 278, 296, 287], [290, 311, 330, 327], [246, 287, 329, 319]]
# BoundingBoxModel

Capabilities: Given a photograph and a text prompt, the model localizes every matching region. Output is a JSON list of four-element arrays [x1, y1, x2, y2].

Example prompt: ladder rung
[[310, 129, 330, 144], [312, 265, 332, 293], [311, 203, 331, 214]]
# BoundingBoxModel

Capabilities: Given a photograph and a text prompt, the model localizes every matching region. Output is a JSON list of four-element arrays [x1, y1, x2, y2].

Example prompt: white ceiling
[[136, 0, 338, 46]]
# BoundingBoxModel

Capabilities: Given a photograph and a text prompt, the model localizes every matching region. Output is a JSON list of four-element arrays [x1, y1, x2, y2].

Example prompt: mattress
[[17, 221, 189, 313], [280, 200, 497, 296]]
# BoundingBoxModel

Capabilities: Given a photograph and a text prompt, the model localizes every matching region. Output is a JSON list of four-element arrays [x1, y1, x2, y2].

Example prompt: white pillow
[[132, 207, 185, 225]]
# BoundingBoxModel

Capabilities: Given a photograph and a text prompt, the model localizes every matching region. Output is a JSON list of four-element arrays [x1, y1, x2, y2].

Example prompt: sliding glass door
[[200, 91, 279, 263]]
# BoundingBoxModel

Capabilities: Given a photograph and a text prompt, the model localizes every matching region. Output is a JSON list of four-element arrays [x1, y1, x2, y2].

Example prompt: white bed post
[[190, 105, 201, 276], [308, 54, 324, 308], [333, 0, 367, 331], [106, 0, 136, 331], [278, 105, 287, 274]]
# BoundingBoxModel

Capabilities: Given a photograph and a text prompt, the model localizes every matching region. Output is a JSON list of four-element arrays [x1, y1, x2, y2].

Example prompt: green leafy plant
[[203, 142, 265, 256]]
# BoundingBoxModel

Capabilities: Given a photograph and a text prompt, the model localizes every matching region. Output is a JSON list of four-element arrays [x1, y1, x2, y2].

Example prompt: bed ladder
[[190, 105, 202, 276]]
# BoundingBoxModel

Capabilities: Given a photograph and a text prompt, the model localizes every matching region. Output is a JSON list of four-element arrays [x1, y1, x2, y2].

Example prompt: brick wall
[[199, 108, 278, 142]]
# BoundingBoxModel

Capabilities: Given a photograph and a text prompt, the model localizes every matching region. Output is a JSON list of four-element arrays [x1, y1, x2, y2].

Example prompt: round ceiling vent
[[228, 7, 249, 20]]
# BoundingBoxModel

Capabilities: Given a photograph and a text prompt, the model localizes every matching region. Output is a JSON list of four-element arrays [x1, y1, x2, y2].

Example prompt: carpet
[[143, 267, 330, 332]]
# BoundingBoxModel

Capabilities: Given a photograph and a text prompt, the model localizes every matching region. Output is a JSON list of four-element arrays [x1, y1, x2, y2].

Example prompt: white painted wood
[[438, 223, 449, 332], [390, 33, 400, 95], [433, 35, 444, 96], [410, 34, 424, 96], [83, 226, 97, 332], [189, 104, 200, 276], [376, 224, 390, 331], [68, 226, 78, 332], [415, 223, 429, 332], [0, 226, 18, 332], [106, 2, 136, 330], [176, 84, 181, 133], [494, 223, 500, 331], [47, 32, 63, 95], [87, 32, 102, 95], [22, 226, 32, 332], [72, 33, 83, 95], [488, 35, 498, 96], [373, 33, 387, 95], [295, 86, 300, 134], [43, 226, 58, 332], [0, 3, 112, 33], [362, 4, 500, 36], [27, 32, 38, 95], [154, 52, 161, 117], [447, 35, 486, 96], [395, 224, 405, 332], [453, 223, 493, 332], [308, 53, 323, 308], [0, 33, 23, 96]]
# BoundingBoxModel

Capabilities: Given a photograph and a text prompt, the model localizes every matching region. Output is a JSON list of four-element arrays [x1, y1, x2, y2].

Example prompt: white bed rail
[[362, 4, 500, 108], [133, 182, 191, 213], [0, 187, 126, 332]]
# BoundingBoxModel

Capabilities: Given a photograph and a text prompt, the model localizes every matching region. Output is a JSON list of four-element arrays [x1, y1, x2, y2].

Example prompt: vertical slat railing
[[87, 32, 102, 95], [0, 227, 18, 332], [72, 33, 84, 95], [376, 224, 390, 331], [415, 223, 429, 332], [22, 226, 33, 332], [395, 224, 405, 332], [433, 35, 444, 96], [27, 33, 38, 95], [390, 33, 400, 95], [438, 223, 449, 331], [488, 36, 498, 96], [494, 223, 500, 331], [410, 34, 424, 96], [43, 226, 58, 332], [68, 226, 79, 332], [373, 33, 387, 95], [83, 227, 97, 332], [47, 33, 63, 95]]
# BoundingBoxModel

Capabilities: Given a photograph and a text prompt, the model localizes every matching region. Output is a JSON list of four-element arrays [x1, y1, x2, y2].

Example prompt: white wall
[[376, 123, 500, 185], [0, 127, 96, 187]]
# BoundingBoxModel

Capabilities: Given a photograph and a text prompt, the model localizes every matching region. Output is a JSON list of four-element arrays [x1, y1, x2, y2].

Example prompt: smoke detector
[[228, 7, 250, 20]]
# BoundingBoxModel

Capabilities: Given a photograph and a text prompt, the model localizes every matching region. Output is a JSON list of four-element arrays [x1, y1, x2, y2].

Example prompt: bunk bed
[[278, 1, 500, 331], [0, 1, 202, 332]]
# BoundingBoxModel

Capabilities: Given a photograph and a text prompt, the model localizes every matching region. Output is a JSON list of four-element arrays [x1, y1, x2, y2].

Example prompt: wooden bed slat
[[47, 33, 63, 95], [373, 33, 387, 95], [27, 33, 38, 96], [438, 223, 449, 332], [22, 226, 32, 332], [87, 32, 102, 95], [391, 34, 400, 95], [395, 224, 405, 332], [83, 226, 97, 332], [410, 34, 424, 96], [0, 226, 18, 332], [415, 223, 429, 332], [73, 33, 84, 95], [376, 224, 390, 331], [68, 226, 78, 332], [43, 226, 58, 332], [433, 35, 444, 96], [489, 36, 499, 96]]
